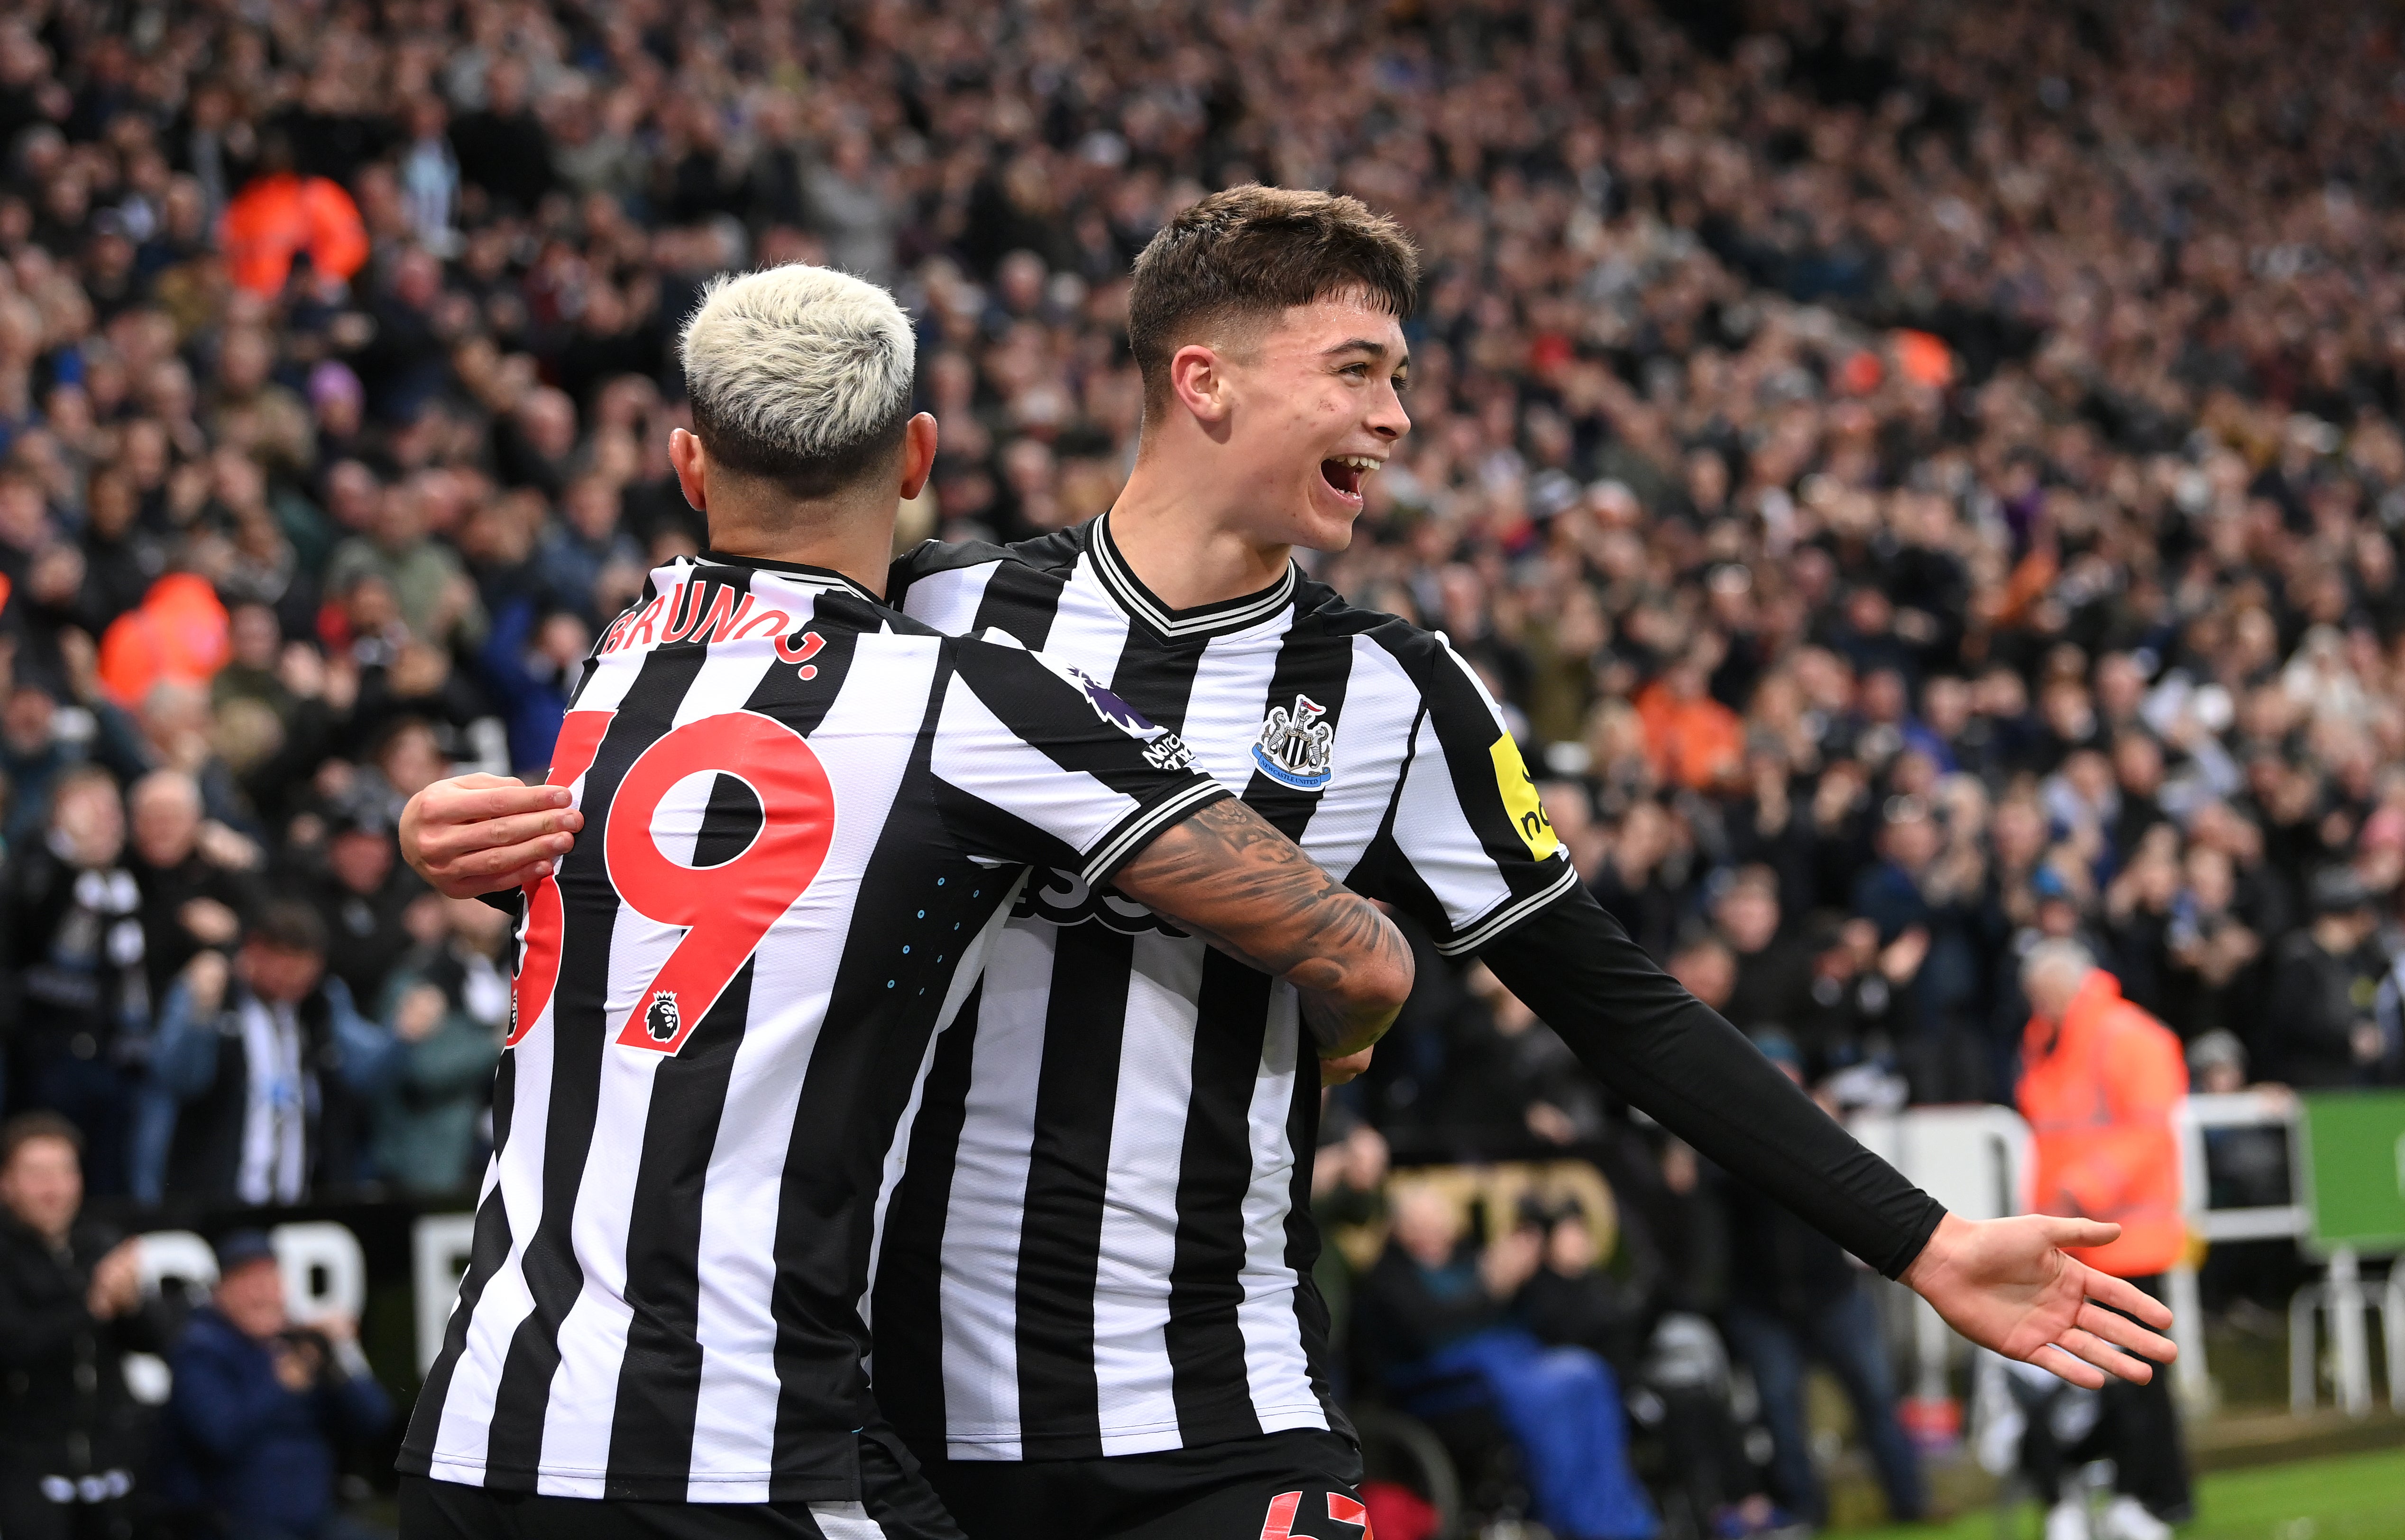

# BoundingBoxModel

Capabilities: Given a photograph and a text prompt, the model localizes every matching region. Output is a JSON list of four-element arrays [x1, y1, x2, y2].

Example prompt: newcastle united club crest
[[1252, 694, 1334, 789]]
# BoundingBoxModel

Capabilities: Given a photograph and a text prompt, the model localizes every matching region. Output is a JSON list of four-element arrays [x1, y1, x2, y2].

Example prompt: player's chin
[[1297, 469, 1368, 550]]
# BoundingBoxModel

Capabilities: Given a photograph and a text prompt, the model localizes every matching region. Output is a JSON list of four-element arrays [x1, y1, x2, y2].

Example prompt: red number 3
[[604, 711, 835, 1053]]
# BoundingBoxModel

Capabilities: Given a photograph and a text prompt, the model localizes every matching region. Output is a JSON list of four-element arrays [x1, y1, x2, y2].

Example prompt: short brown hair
[[1127, 185, 1420, 416], [248, 899, 328, 957], [1, 1110, 83, 1172]]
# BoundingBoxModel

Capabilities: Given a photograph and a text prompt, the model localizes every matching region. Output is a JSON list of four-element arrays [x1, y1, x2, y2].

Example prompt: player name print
[[1251, 692, 1334, 789]]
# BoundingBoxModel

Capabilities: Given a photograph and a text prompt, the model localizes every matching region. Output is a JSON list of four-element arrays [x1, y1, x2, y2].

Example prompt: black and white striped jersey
[[873, 514, 1579, 1461], [397, 552, 1228, 1504]]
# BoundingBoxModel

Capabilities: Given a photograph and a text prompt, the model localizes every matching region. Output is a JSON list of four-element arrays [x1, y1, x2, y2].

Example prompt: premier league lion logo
[[645, 991, 681, 1043]]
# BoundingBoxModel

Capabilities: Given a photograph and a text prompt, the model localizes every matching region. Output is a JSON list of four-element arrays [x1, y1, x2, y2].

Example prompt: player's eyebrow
[[1323, 338, 1408, 369]]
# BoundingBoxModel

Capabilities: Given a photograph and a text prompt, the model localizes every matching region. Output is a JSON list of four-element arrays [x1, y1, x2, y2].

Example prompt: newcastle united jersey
[[873, 514, 1578, 1460]]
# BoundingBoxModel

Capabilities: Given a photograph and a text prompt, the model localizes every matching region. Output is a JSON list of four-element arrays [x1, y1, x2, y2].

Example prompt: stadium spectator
[[367, 894, 505, 1197], [0, 766, 148, 1194], [1716, 1037, 1927, 1529], [2015, 942, 2192, 1537], [141, 902, 396, 1205], [155, 1230, 391, 1540], [0, 1111, 165, 1540], [1356, 1186, 1657, 1540]]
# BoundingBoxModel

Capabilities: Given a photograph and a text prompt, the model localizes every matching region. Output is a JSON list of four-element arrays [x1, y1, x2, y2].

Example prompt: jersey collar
[[692, 549, 883, 605], [1085, 511, 1298, 642]]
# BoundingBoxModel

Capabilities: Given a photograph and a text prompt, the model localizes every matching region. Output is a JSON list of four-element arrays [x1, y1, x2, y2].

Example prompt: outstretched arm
[[1480, 886, 2172, 1387], [1113, 796, 1414, 1058]]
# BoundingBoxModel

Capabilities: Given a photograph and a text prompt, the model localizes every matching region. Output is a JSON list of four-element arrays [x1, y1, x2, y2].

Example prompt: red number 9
[[604, 710, 835, 1054]]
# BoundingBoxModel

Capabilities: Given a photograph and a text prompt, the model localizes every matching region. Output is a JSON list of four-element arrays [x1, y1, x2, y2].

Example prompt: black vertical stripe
[[1010, 924, 1135, 1457], [1163, 956, 1272, 1443], [1281, 1062, 1352, 1441], [481, 639, 714, 1484], [1163, 625, 1359, 1442], [866, 983, 982, 1444], [600, 604, 863, 1492]]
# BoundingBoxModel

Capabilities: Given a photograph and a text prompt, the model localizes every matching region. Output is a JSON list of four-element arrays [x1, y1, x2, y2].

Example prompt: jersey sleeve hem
[[1076, 779, 1232, 889], [1431, 861, 1579, 956]]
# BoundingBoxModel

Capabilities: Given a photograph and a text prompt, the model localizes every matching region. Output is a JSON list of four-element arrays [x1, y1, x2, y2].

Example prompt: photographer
[[156, 1231, 391, 1540]]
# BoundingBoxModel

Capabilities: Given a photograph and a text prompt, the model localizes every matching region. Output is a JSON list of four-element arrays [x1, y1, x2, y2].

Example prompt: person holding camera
[[155, 1231, 391, 1540]]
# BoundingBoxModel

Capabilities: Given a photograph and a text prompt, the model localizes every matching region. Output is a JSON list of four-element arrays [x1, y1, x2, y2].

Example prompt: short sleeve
[[930, 636, 1230, 887], [1365, 632, 1578, 955]]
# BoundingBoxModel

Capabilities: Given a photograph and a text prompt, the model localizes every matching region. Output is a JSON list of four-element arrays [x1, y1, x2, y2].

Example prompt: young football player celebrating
[[405, 189, 2174, 1540]]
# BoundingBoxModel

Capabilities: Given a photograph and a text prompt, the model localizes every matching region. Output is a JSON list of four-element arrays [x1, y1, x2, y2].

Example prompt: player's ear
[[897, 412, 938, 500], [668, 427, 709, 513], [1168, 343, 1232, 425]]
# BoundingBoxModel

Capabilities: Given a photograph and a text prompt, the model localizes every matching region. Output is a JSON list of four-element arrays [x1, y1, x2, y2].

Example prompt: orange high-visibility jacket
[[2017, 969, 2188, 1278], [219, 172, 369, 296]]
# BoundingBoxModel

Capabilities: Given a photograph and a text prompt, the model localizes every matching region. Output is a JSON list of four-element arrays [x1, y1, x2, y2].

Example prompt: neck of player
[[1108, 458, 1295, 610], [706, 495, 896, 596]]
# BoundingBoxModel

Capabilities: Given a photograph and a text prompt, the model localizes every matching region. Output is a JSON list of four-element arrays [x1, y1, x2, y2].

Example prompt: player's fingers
[[2078, 1266, 2175, 1329], [2038, 1215, 2121, 1251], [2077, 1302, 2177, 1363], [482, 860, 555, 891], [458, 837, 572, 879], [429, 781, 576, 825], [432, 810, 583, 856], [2055, 1327, 2154, 1384], [2026, 1342, 2107, 1391]]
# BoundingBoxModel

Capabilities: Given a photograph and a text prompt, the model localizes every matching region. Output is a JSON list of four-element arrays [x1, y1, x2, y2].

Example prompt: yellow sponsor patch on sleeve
[[1489, 733, 1562, 862]]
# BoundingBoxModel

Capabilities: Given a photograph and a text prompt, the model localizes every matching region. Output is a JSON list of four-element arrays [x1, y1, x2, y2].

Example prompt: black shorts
[[400, 1431, 962, 1540], [913, 1430, 1367, 1540]]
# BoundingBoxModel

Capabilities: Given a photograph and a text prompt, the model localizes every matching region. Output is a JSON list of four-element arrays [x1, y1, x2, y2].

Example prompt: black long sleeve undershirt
[[1477, 885, 1946, 1280]]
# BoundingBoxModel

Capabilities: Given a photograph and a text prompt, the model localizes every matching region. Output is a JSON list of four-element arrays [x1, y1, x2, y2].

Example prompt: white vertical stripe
[[532, 896, 673, 1495], [1043, 555, 1133, 677], [1298, 638, 1419, 879], [933, 923, 1057, 1459], [1391, 706, 1515, 929], [1234, 988, 1323, 1431], [900, 559, 999, 636], [684, 642, 931, 1500], [1181, 622, 1291, 793], [426, 963, 554, 1476], [1089, 929, 1206, 1455]]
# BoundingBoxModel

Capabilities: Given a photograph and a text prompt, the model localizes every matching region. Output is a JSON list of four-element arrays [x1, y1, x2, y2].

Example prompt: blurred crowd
[[0, 0, 2400, 1201], [0, 0, 2398, 1533]]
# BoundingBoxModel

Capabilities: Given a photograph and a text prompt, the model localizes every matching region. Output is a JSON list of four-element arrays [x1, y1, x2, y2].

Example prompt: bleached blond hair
[[678, 264, 916, 495]]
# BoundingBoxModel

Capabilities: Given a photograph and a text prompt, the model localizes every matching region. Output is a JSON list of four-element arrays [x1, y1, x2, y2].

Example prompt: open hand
[[1901, 1213, 2177, 1389], [400, 774, 584, 897]]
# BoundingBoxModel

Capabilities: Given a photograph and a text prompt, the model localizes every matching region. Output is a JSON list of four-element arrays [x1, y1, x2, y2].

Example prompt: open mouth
[[1319, 455, 1382, 504]]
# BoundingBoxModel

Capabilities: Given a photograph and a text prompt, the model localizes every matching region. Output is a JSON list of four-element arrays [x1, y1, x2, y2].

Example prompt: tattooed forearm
[[1114, 797, 1414, 1055]]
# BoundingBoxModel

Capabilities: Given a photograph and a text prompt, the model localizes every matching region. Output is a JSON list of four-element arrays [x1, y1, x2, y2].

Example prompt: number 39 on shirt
[[508, 709, 835, 1055]]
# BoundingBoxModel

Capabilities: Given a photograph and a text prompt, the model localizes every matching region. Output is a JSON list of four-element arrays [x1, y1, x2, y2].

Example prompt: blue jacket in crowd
[[157, 1307, 393, 1539]]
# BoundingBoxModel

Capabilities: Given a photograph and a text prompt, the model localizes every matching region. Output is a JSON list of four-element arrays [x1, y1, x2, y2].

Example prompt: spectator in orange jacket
[[1634, 651, 1744, 793], [218, 130, 368, 298], [2014, 941, 2192, 1537]]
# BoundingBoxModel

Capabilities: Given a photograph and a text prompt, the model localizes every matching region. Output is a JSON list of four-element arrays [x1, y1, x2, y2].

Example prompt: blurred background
[[0, 0, 2401, 1536]]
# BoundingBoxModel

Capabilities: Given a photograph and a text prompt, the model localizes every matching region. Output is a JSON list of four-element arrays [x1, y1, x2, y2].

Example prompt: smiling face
[[1192, 293, 1410, 554]]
